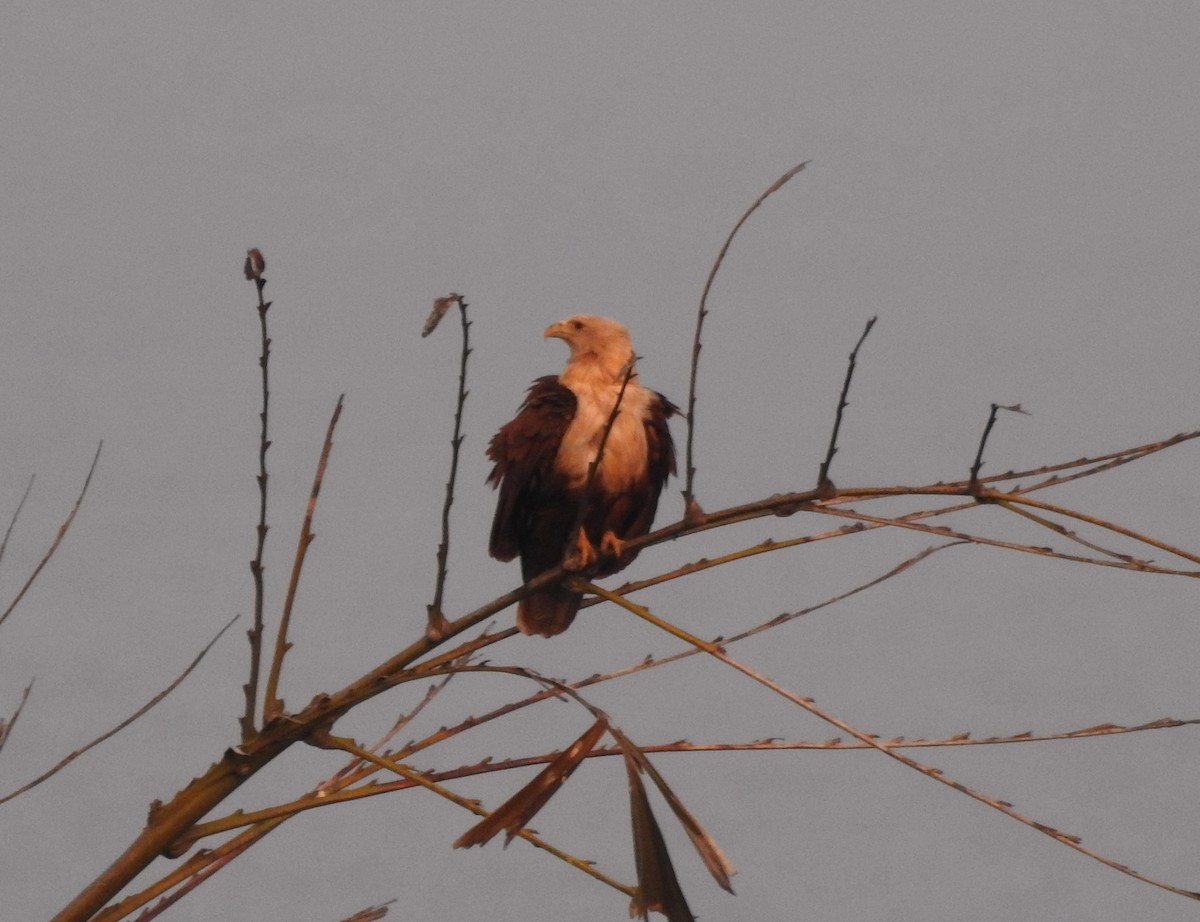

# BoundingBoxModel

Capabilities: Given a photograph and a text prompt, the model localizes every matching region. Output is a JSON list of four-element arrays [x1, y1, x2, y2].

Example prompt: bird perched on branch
[[487, 315, 677, 636]]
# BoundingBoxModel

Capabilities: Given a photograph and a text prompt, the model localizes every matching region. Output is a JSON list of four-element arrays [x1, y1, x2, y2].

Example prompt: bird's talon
[[599, 530, 627, 561], [563, 530, 598, 572]]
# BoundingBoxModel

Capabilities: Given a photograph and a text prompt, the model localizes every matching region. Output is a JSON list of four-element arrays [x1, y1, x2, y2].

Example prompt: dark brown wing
[[486, 376, 576, 563], [645, 390, 679, 489]]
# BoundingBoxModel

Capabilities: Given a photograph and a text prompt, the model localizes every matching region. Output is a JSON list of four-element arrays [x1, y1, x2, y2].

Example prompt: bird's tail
[[517, 586, 583, 637]]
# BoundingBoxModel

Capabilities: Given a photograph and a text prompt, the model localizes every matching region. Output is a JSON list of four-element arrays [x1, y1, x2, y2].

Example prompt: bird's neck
[[560, 350, 636, 391]]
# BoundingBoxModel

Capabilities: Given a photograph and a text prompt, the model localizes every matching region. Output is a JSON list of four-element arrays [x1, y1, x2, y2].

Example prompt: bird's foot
[[563, 530, 598, 572], [599, 530, 627, 562]]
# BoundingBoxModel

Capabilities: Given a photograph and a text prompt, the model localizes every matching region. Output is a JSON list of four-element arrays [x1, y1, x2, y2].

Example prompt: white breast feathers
[[555, 373, 652, 491]]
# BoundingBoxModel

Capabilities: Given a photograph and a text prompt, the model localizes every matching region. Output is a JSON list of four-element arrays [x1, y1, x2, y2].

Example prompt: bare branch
[[243, 254, 273, 742], [425, 294, 469, 639], [264, 395, 346, 721], [310, 726, 634, 900], [969, 402, 1029, 488], [0, 474, 35, 571], [683, 160, 809, 515], [0, 616, 236, 807], [584, 583, 1200, 904], [0, 681, 33, 757], [816, 316, 876, 491], [0, 442, 101, 630]]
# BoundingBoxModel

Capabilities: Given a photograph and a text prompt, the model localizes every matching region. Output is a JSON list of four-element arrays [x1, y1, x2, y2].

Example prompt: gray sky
[[3, 4, 1199, 920]]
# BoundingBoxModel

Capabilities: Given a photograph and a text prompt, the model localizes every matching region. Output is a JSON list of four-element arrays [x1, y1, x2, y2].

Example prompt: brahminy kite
[[487, 315, 677, 636]]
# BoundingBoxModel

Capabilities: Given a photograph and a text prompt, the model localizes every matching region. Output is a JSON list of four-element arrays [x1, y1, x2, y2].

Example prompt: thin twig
[[970, 402, 1028, 488], [566, 356, 638, 565], [0, 474, 35, 570], [194, 714, 1200, 828], [0, 681, 33, 757], [243, 262, 272, 742], [584, 582, 1200, 904], [406, 544, 961, 761], [816, 505, 1198, 577], [816, 317, 876, 491], [264, 395, 345, 721], [312, 726, 636, 898], [130, 844, 246, 922], [0, 442, 101, 630], [406, 427, 1199, 665], [97, 817, 279, 922], [684, 160, 809, 515], [0, 616, 237, 807], [105, 673, 456, 922], [54, 426, 1200, 921], [426, 294, 469, 639]]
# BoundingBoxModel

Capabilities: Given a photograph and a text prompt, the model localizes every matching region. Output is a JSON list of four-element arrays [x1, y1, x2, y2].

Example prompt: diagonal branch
[[264, 395, 345, 721], [0, 681, 33, 757], [0, 442, 101, 630], [0, 474, 35, 571], [582, 581, 1200, 904], [0, 615, 236, 807], [310, 726, 634, 898]]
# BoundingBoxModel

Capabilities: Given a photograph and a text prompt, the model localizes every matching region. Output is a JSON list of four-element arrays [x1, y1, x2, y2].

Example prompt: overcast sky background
[[2, 4, 1198, 921]]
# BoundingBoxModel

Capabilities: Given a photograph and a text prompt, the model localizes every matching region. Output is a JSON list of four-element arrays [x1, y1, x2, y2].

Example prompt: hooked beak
[[544, 321, 567, 341]]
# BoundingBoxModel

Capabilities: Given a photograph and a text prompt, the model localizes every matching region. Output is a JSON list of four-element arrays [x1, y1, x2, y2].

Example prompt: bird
[[487, 315, 677, 636]]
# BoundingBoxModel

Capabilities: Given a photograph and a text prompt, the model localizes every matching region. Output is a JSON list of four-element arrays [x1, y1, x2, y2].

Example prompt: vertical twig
[[684, 161, 809, 521], [425, 294, 469, 640], [242, 248, 270, 742], [567, 357, 637, 563], [969, 402, 1028, 492], [816, 316, 877, 492], [263, 395, 345, 721]]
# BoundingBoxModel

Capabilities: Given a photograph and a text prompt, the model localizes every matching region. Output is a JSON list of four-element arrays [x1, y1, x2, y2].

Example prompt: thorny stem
[[583, 582, 1200, 904], [816, 316, 876, 491], [684, 160, 809, 514], [311, 724, 636, 898], [427, 294, 469, 639], [52, 426, 1200, 921], [243, 275, 271, 742], [970, 402, 1027, 488]]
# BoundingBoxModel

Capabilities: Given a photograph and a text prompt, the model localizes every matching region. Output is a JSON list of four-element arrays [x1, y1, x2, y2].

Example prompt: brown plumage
[[487, 315, 677, 636]]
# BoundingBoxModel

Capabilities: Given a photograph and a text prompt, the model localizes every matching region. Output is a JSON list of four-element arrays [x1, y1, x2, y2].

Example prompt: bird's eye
[[571, 320, 584, 330]]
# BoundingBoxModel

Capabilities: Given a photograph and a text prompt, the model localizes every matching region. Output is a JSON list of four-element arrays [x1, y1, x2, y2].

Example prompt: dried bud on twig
[[243, 248, 266, 281], [422, 294, 461, 338]]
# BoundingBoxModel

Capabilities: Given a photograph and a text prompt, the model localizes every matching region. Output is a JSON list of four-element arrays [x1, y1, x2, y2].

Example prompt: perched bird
[[487, 315, 677, 636]]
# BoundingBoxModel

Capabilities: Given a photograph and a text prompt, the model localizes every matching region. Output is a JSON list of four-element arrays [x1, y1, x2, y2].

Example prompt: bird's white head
[[545, 315, 636, 380]]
